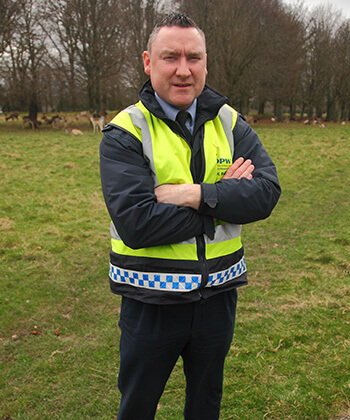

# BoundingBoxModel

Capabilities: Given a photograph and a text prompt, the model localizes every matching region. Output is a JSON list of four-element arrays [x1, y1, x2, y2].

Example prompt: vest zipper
[[197, 235, 209, 294], [192, 125, 207, 297]]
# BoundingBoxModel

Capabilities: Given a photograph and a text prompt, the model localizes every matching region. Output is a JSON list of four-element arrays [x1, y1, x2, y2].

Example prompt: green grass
[[1, 118, 349, 419]]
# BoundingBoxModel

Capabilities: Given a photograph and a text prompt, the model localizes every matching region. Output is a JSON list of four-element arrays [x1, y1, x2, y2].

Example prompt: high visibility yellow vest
[[108, 101, 246, 292]]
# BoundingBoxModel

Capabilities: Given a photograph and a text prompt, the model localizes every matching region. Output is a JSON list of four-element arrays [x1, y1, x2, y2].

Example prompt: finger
[[222, 157, 244, 179], [230, 157, 245, 172], [233, 159, 252, 179], [222, 157, 247, 179], [238, 164, 255, 179]]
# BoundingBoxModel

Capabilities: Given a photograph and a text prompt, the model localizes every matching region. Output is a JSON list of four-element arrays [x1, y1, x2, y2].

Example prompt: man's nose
[[176, 57, 191, 77]]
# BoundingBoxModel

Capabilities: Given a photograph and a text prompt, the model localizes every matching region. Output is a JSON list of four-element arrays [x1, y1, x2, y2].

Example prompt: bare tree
[[0, 0, 20, 55], [1, 0, 48, 124], [44, 0, 127, 112], [43, 0, 81, 111], [210, 0, 269, 106], [253, 2, 306, 120], [328, 20, 350, 121], [120, 0, 164, 99], [299, 6, 341, 120], [73, 0, 127, 111]]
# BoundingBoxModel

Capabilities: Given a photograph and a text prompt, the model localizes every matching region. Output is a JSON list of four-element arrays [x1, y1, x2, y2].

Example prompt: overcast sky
[[283, 0, 350, 19]]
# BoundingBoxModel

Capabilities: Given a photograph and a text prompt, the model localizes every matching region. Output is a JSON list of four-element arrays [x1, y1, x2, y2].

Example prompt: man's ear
[[143, 51, 151, 76]]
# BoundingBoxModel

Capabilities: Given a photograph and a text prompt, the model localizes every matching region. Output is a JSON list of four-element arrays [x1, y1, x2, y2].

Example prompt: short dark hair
[[147, 12, 206, 52]]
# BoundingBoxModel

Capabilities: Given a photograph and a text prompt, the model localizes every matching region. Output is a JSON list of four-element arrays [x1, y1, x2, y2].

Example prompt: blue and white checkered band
[[206, 257, 246, 287], [109, 257, 246, 292]]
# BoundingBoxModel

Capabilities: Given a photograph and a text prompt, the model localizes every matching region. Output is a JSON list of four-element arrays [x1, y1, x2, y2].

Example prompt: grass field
[[0, 117, 349, 419]]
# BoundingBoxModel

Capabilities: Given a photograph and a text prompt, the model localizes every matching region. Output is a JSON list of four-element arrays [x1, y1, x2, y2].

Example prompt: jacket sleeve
[[100, 126, 214, 249], [198, 115, 281, 224]]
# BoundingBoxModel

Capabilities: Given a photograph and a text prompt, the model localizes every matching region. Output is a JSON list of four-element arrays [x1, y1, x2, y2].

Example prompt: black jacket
[[100, 81, 281, 303]]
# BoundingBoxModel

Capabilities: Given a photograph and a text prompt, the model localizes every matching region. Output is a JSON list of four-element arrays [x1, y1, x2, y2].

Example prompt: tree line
[[0, 0, 349, 122]]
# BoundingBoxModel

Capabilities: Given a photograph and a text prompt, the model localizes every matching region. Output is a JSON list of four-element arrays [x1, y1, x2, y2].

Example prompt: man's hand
[[222, 157, 254, 180], [155, 183, 201, 210]]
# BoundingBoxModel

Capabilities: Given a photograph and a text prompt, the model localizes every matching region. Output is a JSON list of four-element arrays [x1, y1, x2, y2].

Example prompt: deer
[[90, 115, 105, 132], [63, 121, 83, 135], [22, 116, 35, 129], [66, 128, 83, 135], [5, 112, 19, 121]]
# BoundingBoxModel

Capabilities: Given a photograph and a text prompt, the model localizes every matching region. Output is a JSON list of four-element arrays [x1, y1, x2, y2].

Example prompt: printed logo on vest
[[217, 158, 232, 177]]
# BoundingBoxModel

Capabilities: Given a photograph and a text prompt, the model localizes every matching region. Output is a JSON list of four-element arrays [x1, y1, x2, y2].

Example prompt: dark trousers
[[116, 289, 238, 420]]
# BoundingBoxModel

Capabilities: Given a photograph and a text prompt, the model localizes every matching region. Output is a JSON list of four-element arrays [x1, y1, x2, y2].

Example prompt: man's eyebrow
[[160, 48, 178, 55], [187, 51, 204, 57]]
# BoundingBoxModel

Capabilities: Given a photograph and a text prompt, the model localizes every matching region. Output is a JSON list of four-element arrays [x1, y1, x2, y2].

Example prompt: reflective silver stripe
[[205, 223, 241, 244], [124, 105, 160, 187], [110, 222, 240, 245], [218, 105, 234, 155], [110, 222, 120, 240], [110, 221, 196, 245], [109, 256, 246, 292]]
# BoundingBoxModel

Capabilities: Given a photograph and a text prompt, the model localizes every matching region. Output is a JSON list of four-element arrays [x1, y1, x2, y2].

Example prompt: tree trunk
[[332, 101, 339, 122], [289, 101, 296, 120], [326, 99, 335, 122], [307, 105, 313, 120], [340, 102, 349, 121], [274, 100, 283, 122], [258, 101, 265, 115], [28, 93, 39, 128]]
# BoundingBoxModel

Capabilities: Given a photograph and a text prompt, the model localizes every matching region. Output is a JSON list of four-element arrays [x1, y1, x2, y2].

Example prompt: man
[[100, 12, 281, 420]]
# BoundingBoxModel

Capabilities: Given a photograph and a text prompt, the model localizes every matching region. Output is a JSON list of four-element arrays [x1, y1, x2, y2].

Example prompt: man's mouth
[[174, 83, 191, 88]]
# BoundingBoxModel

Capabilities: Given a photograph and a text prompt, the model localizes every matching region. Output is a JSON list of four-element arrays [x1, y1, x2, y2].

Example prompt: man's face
[[143, 26, 207, 110]]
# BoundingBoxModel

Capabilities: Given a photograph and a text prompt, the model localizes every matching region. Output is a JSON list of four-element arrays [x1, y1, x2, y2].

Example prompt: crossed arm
[[155, 157, 255, 210], [101, 115, 280, 248]]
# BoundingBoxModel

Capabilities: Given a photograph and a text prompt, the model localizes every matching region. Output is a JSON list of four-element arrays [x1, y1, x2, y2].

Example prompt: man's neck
[[155, 93, 197, 127]]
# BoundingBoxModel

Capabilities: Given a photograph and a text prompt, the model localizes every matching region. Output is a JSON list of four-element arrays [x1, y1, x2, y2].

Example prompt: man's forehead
[[153, 26, 206, 49]]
